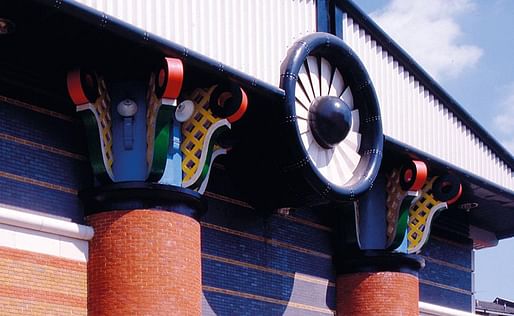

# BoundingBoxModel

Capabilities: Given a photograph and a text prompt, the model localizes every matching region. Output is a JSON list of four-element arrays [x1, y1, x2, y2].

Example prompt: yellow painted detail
[[146, 74, 160, 167], [407, 178, 446, 253], [181, 86, 219, 182], [94, 78, 113, 174], [385, 169, 406, 242]]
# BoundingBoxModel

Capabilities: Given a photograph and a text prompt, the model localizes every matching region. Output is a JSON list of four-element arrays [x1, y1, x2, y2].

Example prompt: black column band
[[335, 250, 425, 276], [80, 182, 207, 220]]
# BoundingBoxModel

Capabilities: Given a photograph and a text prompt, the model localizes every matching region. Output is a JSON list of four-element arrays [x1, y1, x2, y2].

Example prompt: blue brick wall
[[419, 236, 473, 312], [0, 94, 475, 313], [202, 166, 475, 313], [0, 97, 91, 222], [0, 99, 87, 155], [420, 261, 471, 292], [420, 283, 473, 311], [0, 139, 91, 189], [202, 290, 332, 316], [201, 167, 336, 315], [421, 236, 472, 269]]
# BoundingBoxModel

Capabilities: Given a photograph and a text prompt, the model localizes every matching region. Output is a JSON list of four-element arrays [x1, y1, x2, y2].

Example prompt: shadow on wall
[[198, 168, 337, 315]]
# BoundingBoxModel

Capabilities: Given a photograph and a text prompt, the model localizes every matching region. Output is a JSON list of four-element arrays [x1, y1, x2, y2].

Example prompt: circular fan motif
[[294, 55, 361, 187]]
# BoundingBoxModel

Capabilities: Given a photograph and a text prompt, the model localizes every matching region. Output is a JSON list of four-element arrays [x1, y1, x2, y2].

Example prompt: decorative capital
[[384, 160, 463, 253], [67, 60, 248, 195]]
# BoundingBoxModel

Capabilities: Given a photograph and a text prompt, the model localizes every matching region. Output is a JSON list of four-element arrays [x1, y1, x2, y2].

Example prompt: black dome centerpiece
[[228, 33, 383, 209]]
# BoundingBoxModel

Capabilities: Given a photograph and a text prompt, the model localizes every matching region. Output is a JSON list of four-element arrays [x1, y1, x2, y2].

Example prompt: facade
[[0, 0, 513, 315]]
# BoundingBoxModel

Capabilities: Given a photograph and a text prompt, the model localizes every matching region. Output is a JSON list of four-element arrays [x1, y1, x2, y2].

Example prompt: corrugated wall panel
[[75, 0, 317, 86], [342, 13, 514, 190]]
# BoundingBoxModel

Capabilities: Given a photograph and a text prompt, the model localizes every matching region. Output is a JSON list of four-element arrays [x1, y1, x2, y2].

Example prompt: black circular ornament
[[81, 69, 100, 103], [309, 96, 352, 149], [432, 174, 462, 204], [209, 83, 243, 119], [279, 32, 383, 203]]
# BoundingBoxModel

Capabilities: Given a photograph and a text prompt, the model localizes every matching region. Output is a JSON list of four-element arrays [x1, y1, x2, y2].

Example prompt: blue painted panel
[[356, 175, 387, 249], [109, 81, 149, 181]]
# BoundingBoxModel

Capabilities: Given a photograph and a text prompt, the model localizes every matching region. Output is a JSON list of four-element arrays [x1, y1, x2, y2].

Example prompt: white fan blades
[[294, 55, 362, 188]]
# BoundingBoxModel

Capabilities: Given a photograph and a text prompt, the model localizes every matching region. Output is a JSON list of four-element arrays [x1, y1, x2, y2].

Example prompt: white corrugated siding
[[72, 0, 513, 190], [75, 0, 317, 86], [342, 13, 514, 190]]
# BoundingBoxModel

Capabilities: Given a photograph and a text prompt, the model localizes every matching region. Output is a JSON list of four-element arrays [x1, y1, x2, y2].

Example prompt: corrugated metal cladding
[[75, 0, 317, 86], [341, 13, 514, 191], [72, 0, 513, 190]]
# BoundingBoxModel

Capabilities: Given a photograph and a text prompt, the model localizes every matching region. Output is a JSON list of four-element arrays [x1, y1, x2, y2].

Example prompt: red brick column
[[335, 251, 424, 316], [337, 271, 419, 316], [81, 183, 205, 316], [87, 210, 201, 315]]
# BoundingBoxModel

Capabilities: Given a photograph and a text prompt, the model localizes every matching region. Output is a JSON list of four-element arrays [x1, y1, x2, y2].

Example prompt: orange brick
[[337, 272, 419, 316], [0, 246, 87, 315], [87, 209, 201, 315]]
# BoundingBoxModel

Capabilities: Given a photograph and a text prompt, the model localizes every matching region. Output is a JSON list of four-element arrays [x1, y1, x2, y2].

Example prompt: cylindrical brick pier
[[81, 183, 205, 316], [337, 271, 419, 315], [335, 251, 424, 316]]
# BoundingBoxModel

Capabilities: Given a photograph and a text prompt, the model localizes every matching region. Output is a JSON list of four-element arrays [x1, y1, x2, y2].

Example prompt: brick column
[[81, 182, 205, 316], [335, 251, 424, 316]]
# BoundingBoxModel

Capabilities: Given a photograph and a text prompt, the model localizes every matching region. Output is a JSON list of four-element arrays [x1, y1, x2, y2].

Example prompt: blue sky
[[356, 0, 514, 301]]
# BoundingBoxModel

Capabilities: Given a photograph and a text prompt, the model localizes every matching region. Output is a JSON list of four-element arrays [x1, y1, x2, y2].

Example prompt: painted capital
[[384, 160, 463, 253], [66, 58, 248, 193]]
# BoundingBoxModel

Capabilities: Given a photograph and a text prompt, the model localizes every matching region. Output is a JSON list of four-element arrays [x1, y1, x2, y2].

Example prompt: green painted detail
[[187, 125, 229, 190], [388, 195, 414, 251], [148, 105, 172, 182], [79, 110, 112, 184]]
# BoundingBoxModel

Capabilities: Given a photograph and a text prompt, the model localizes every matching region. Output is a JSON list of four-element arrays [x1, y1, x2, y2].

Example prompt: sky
[[355, 0, 514, 302]]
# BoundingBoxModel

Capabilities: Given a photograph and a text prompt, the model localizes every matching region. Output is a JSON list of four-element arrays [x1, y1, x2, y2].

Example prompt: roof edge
[[33, 0, 285, 100], [337, 0, 514, 169], [385, 136, 514, 201]]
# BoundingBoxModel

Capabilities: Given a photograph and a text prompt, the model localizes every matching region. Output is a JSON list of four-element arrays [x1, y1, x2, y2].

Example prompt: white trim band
[[0, 205, 93, 240], [420, 302, 475, 316]]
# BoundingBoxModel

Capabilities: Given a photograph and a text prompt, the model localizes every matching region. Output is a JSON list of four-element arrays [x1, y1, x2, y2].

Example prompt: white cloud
[[371, 0, 483, 81], [493, 83, 514, 153]]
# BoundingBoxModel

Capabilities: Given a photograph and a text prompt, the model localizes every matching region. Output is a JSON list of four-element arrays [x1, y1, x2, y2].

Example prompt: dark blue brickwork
[[202, 163, 475, 313], [201, 199, 333, 255], [206, 164, 252, 203], [0, 98, 91, 222], [0, 176, 83, 222], [420, 261, 472, 291], [420, 283, 473, 312], [0, 100, 88, 156], [0, 139, 91, 189], [202, 291, 331, 316], [0, 94, 476, 313], [201, 187, 336, 314], [201, 219, 334, 280], [419, 236, 474, 312], [202, 258, 335, 309], [421, 237, 472, 269]]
